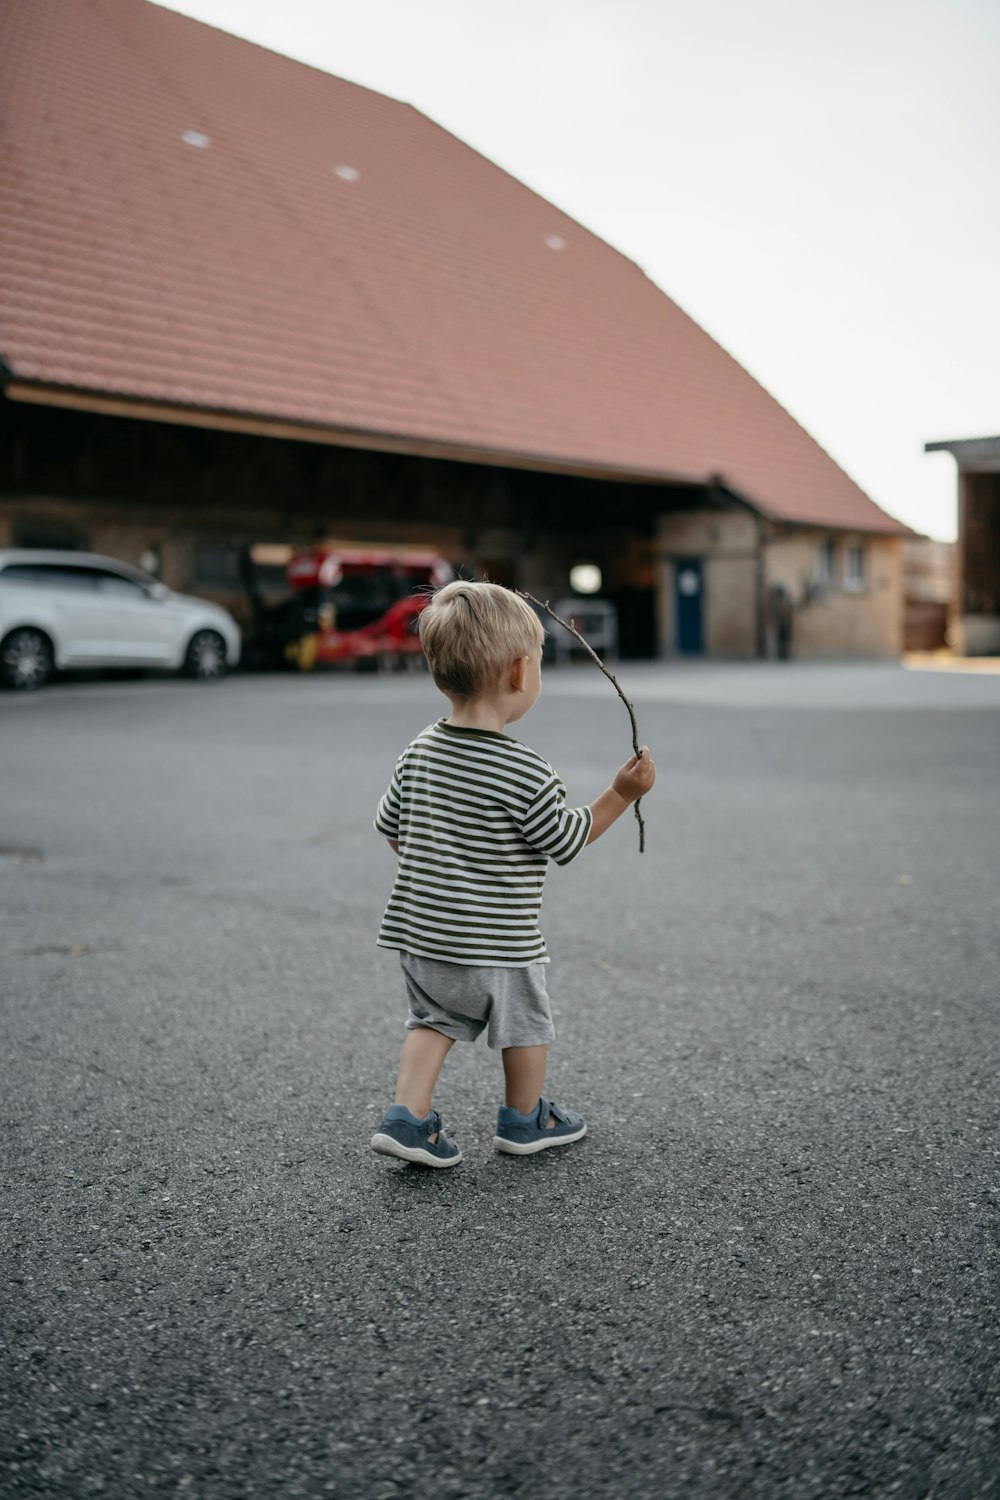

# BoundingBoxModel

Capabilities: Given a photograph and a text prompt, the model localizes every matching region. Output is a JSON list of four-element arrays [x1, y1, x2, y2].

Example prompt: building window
[[815, 537, 837, 588], [844, 543, 866, 592]]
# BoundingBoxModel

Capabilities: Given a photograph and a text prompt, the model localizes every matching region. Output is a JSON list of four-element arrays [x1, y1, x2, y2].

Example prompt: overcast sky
[[155, 0, 999, 540]]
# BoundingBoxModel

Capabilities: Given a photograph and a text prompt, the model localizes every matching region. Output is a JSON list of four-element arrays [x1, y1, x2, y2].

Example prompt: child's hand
[[613, 746, 656, 803]]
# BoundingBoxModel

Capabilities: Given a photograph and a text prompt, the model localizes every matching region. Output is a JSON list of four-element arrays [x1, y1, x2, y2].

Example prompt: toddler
[[371, 580, 655, 1166]]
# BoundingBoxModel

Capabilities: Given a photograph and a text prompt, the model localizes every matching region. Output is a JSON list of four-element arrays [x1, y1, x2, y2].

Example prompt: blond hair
[[418, 580, 544, 697]]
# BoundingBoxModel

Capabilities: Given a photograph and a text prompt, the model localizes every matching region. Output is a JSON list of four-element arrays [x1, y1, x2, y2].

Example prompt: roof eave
[[925, 435, 1000, 453], [925, 436, 1000, 473], [712, 476, 912, 538]]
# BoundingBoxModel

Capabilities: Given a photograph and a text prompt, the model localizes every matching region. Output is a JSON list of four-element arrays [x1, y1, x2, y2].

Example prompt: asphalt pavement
[[2, 661, 998, 1499]]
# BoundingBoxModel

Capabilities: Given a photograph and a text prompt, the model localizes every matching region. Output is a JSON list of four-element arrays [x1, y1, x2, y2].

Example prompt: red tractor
[[241, 545, 453, 671]]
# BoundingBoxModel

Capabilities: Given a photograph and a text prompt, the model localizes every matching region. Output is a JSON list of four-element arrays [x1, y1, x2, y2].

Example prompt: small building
[[0, 0, 911, 658], [924, 437, 1000, 656]]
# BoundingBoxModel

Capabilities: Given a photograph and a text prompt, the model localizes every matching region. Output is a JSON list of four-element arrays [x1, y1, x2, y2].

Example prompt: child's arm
[[586, 747, 655, 844], [387, 839, 399, 854]]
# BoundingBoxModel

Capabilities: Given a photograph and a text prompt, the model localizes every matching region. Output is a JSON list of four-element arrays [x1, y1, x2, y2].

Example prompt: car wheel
[[1, 627, 54, 690], [183, 629, 228, 681]]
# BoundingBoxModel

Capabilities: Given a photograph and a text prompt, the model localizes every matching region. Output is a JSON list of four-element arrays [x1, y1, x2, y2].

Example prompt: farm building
[[0, 0, 910, 658]]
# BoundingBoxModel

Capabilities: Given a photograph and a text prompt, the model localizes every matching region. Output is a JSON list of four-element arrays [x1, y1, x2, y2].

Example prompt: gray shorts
[[400, 952, 555, 1050]]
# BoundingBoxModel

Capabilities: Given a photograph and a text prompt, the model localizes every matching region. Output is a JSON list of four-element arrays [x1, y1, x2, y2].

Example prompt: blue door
[[675, 558, 704, 654]]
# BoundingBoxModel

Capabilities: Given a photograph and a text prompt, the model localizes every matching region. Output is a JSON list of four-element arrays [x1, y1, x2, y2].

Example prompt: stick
[[518, 591, 646, 852]]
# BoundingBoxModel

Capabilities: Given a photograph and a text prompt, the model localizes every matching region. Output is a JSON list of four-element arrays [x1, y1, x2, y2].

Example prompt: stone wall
[[657, 508, 903, 658], [765, 531, 903, 659]]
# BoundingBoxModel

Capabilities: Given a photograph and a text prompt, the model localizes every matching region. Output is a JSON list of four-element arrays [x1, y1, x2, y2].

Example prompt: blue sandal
[[371, 1105, 462, 1168], [494, 1097, 587, 1155]]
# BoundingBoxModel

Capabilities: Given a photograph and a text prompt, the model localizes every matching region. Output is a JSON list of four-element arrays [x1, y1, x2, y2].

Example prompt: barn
[[0, 0, 910, 658]]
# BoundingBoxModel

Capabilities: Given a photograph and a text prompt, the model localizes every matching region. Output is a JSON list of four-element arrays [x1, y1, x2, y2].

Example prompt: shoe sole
[[493, 1124, 587, 1155], [371, 1133, 463, 1168]]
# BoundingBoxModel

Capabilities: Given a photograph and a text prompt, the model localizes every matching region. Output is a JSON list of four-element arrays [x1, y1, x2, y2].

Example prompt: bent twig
[[518, 591, 646, 852]]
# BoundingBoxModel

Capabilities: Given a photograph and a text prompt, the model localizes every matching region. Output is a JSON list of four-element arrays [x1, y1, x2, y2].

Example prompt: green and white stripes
[[375, 720, 591, 966]]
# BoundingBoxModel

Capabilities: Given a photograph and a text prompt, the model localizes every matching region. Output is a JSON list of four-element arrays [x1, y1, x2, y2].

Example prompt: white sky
[[155, 0, 1000, 540]]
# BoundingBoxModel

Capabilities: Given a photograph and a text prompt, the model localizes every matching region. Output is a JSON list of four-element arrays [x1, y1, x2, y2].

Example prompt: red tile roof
[[0, 0, 909, 534]]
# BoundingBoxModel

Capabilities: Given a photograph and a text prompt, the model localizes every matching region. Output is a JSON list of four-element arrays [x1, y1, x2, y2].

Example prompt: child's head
[[418, 580, 544, 699]]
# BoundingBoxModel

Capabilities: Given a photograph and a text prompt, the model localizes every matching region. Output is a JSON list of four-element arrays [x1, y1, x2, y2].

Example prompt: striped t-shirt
[[374, 720, 592, 967]]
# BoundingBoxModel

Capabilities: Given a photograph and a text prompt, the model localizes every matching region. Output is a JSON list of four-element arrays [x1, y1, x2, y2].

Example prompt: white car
[[0, 549, 241, 690]]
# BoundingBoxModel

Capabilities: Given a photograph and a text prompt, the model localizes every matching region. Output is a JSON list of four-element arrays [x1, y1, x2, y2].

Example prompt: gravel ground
[[2, 662, 998, 1499]]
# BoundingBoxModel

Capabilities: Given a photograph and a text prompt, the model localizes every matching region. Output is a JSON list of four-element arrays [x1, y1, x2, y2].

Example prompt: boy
[[371, 580, 655, 1167]]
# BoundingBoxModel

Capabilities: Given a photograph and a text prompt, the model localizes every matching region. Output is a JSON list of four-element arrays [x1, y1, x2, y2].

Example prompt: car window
[[0, 563, 101, 590], [0, 564, 41, 586], [95, 571, 148, 599]]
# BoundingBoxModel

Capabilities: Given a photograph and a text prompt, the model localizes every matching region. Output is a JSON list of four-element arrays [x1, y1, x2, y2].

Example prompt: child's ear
[[510, 655, 528, 692]]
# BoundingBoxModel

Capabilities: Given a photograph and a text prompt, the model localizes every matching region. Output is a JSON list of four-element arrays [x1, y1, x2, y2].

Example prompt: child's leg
[[394, 1027, 454, 1123], [501, 1044, 556, 1125]]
